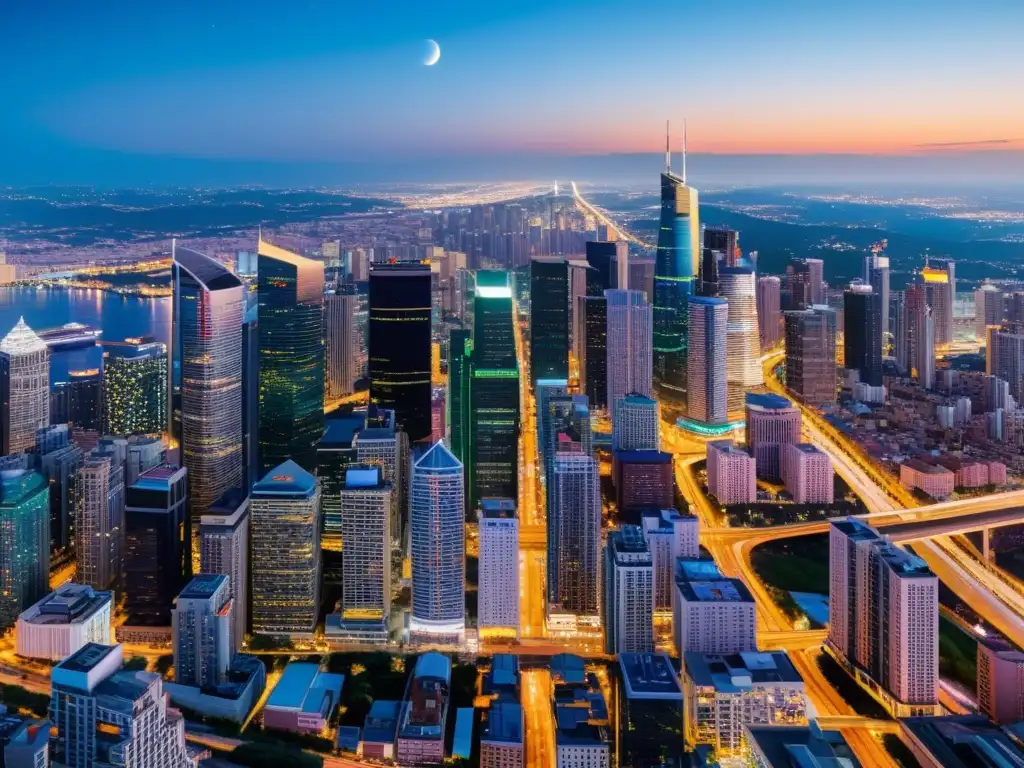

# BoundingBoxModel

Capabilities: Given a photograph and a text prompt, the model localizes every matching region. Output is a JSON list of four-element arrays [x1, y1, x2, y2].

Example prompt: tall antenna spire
[[665, 120, 671, 173], [682, 119, 688, 184], [171, 237, 177, 260]]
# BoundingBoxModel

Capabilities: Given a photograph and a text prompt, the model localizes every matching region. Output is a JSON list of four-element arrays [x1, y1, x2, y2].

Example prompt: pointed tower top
[[682, 119, 688, 184], [665, 120, 671, 173], [0, 316, 47, 355]]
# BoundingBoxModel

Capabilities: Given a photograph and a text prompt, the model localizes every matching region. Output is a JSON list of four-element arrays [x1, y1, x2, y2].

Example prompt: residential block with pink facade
[[782, 443, 834, 504], [899, 459, 954, 498], [706, 440, 756, 505]]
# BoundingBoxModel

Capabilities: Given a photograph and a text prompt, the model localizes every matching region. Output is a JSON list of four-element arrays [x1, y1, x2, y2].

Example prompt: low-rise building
[[901, 715, 1024, 768], [0, 707, 49, 767], [553, 658, 610, 768], [164, 654, 265, 723], [616, 653, 684, 768], [15, 583, 112, 661], [480, 700, 524, 768], [682, 651, 808, 758], [745, 723, 861, 768], [396, 653, 451, 766], [361, 700, 402, 761], [899, 459, 954, 498], [263, 663, 344, 734]]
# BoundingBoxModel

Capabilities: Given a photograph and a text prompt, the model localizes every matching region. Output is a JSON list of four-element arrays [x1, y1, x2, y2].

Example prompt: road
[[570, 182, 651, 247], [522, 669, 555, 768]]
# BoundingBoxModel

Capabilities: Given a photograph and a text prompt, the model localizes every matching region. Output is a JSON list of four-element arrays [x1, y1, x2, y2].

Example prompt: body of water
[[0, 287, 170, 384]]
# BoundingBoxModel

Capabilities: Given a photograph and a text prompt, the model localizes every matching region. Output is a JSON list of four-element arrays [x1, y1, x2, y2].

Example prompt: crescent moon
[[424, 39, 441, 66]]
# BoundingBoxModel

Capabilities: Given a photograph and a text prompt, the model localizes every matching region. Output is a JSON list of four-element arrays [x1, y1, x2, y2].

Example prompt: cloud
[[913, 138, 1019, 150]]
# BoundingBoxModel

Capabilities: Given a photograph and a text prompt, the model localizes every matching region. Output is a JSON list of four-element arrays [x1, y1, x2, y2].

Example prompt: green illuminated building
[[0, 469, 50, 628], [257, 236, 325, 473], [104, 339, 168, 436], [447, 329, 472, 465]]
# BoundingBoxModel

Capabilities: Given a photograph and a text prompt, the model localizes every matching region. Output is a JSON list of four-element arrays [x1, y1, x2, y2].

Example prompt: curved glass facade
[[653, 172, 699, 411]]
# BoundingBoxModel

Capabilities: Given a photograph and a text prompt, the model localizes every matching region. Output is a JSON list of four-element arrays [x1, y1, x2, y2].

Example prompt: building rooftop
[[362, 700, 402, 744], [173, 246, 242, 292], [0, 469, 46, 506], [708, 440, 751, 457], [620, 393, 658, 407], [676, 557, 723, 581], [205, 488, 248, 521], [551, 654, 586, 686], [342, 466, 385, 490], [902, 716, 1024, 768], [684, 651, 804, 691], [479, 498, 517, 519], [831, 517, 881, 543], [413, 441, 462, 473], [746, 724, 861, 768], [252, 460, 318, 497], [610, 526, 652, 563], [266, 663, 344, 717], [676, 578, 754, 604], [19, 583, 112, 626], [483, 701, 523, 744], [319, 417, 364, 448], [131, 464, 185, 491], [356, 426, 396, 442], [790, 443, 827, 456], [453, 708, 473, 758], [875, 542, 934, 579], [613, 450, 672, 464], [487, 654, 519, 690], [414, 652, 452, 683], [689, 296, 727, 306], [619, 653, 683, 700], [904, 458, 954, 476], [178, 574, 228, 601], [0, 317, 47, 355]]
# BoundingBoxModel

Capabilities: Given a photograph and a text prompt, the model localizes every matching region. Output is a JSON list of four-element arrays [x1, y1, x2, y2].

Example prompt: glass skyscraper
[[368, 262, 432, 443], [173, 245, 245, 519], [0, 469, 50, 629], [529, 258, 569, 384], [447, 329, 472, 465], [653, 164, 699, 413], [0, 318, 50, 455], [257, 236, 325, 473], [104, 338, 167, 436]]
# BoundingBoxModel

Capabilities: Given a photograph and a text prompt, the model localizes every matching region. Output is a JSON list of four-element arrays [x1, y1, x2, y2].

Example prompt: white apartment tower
[[173, 573, 234, 688], [199, 490, 250, 646], [75, 451, 125, 592], [706, 440, 756, 505], [339, 465, 392, 626], [686, 296, 729, 425], [603, 525, 654, 654], [782, 443, 834, 504], [641, 509, 699, 613], [605, 289, 653, 419], [612, 393, 660, 452], [477, 498, 520, 637]]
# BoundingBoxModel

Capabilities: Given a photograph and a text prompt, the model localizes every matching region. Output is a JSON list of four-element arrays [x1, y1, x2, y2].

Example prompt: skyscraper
[[173, 573, 234, 688], [865, 251, 891, 355], [338, 465, 391, 634], [530, 258, 570, 383], [250, 460, 322, 636], [51, 368, 104, 432], [905, 285, 935, 389], [988, 330, 1024, 405], [703, 227, 739, 268], [976, 281, 1003, 342], [447, 328, 472, 464], [0, 318, 50, 455], [605, 289, 653, 417], [34, 424, 84, 559], [718, 267, 763, 413], [921, 260, 954, 349], [477, 498, 520, 638], [410, 442, 465, 637], [686, 296, 728, 426], [0, 469, 49, 628], [104, 338, 168, 436], [354, 412, 408, 549], [316, 417, 360, 559], [653, 129, 699, 412], [786, 258, 825, 309], [199, 489, 250, 646], [325, 288, 358, 400], [549, 453, 601, 621], [172, 245, 245, 524], [756, 275, 782, 350], [75, 450, 125, 592], [579, 296, 608, 410], [257, 235, 325, 472], [612, 393, 660, 452], [584, 241, 617, 293], [369, 262, 432, 443], [603, 525, 653, 654], [843, 282, 883, 386], [241, 302, 260, 490], [784, 306, 837, 406]]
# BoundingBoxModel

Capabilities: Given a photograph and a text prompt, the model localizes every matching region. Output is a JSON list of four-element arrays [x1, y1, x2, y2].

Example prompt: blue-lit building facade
[[653, 169, 699, 414], [0, 469, 50, 628]]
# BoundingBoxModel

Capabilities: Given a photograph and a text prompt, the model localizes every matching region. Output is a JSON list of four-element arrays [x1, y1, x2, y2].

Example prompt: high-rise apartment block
[[865, 251, 891, 354], [603, 526, 653, 654], [325, 288, 358, 399], [784, 306, 837, 406], [757, 275, 783, 349], [51, 367, 104, 432], [0, 318, 50, 455], [719, 267, 763, 412], [337, 465, 391, 638], [549, 453, 601, 622], [477, 498, 520, 637], [250, 461, 322, 637], [686, 296, 729, 425], [612, 393, 659, 452], [605, 289, 653, 416], [745, 393, 801, 481], [409, 442, 465, 638], [354, 414, 408, 549], [782, 443, 834, 504], [904, 284, 935, 389], [786, 258, 825, 309], [199, 489, 250, 646], [976, 635, 1024, 725], [706, 440, 756, 505], [35, 424, 84, 558], [173, 573, 234, 688], [641, 509, 699, 613], [921, 260, 954, 348], [827, 518, 940, 716], [976, 282, 1003, 341], [75, 450, 125, 592], [0, 469, 50, 629], [579, 295, 608, 410], [673, 568, 756, 656]]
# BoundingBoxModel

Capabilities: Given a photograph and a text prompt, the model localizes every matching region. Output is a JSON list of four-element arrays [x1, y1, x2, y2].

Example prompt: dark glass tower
[[653, 163, 699, 413], [844, 283, 883, 386], [368, 262, 432, 443], [585, 241, 617, 292], [581, 295, 607, 410], [50, 369, 104, 432], [468, 272, 519, 511], [257, 237, 325, 473], [447, 329, 472, 465], [529, 258, 569, 384]]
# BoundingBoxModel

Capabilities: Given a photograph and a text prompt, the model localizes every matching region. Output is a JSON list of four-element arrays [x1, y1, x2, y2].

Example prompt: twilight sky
[[3, 0, 1024, 185]]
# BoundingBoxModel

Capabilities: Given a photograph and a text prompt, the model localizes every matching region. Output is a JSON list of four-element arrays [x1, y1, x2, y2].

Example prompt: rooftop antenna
[[171, 237, 176, 260], [682, 119, 688, 184], [665, 120, 671, 173]]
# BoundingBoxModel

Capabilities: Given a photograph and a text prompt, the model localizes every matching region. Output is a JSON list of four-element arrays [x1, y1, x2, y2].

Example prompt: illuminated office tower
[[704, 227, 739, 268], [75, 450, 125, 591], [536, 379, 569, 462], [921, 259, 955, 348], [989, 330, 1024, 405], [0, 469, 49, 628], [51, 368, 104, 432], [905, 285, 935, 389], [756, 276, 782, 350], [325, 288, 358, 399], [199, 489, 249, 645], [613, 393, 659, 451], [368, 262, 431, 443], [577, 296, 607, 411], [0, 318, 50, 455], [745, 393, 801, 481], [865, 251, 891, 354], [250, 460, 322, 636], [316, 417, 360, 563], [787, 258, 825, 309], [549, 453, 601, 621], [469, 272, 520, 511], [843, 282, 883, 386], [784, 307, 837, 406], [123, 465, 188, 628], [530, 258, 570, 384], [976, 281, 1003, 341], [477, 498, 520, 637], [409, 442, 465, 637], [719, 267, 763, 413], [173, 573, 234, 688], [257, 235, 325, 472], [447, 329, 472, 464], [34, 424, 84, 558], [605, 289, 653, 419], [653, 127, 699, 411], [104, 338, 167, 436], [542, 394, 592, 515], [568, 259, 591, 358], [828, 518, 939, 716], [338, 466, 391, 632], [172, 245, 245, 522], [241, 302, 259, 490], [686, 296, 728, 426], [603, 525, 653, 654]]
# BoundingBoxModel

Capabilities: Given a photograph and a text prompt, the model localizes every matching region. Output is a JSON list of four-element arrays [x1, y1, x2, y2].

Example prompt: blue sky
[[3, 0, 1024, 185]]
